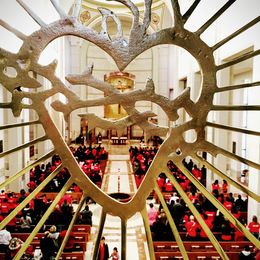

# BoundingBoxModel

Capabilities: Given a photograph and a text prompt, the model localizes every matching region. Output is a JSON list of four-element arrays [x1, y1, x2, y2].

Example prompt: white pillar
[[247, 41, 260, 221]]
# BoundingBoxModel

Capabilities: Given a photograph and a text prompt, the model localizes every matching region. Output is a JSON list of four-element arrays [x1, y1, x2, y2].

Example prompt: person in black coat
[[97, 236, 109, 260], [40, 231, 58, 260]]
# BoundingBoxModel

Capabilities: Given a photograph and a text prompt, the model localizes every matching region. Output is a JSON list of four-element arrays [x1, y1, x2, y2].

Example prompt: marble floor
[[85, 141, 151, 260]]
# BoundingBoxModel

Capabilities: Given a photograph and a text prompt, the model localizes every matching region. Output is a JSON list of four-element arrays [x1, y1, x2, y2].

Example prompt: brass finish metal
[[196, 0, 236, 36], [0, 0, 259, 259], [55, 194, 86, 260], [0, 164, 62, 230], [0, 150, 55, 190], [164, 171, 229, 260], [14, 178, 73, 260], [195, 155, 260, 202], [16, 0, 46, 27], [154, 185, 188, 260], [0, 120, 40, 131], [93, 209, 107, 260], [216, 80, 260, 92], [121, 218, 127, 260], [140, 207, 156, 260], [0, 136, 48, 158], [217, 49, 260, 71], [50, 0, 67, 18], [175, 164, 260, 249], [206, 122, 260, 136], [212, 16, 260, 50]]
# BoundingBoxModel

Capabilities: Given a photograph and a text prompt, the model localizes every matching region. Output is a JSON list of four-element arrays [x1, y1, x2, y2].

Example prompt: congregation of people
[[0, 144, 107, 259], [129, 146, 259, 246], [27, 145, 108, 193]]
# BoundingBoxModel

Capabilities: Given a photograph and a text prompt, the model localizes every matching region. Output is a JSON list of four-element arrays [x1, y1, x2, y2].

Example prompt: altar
[[111, 136, 128, 145]]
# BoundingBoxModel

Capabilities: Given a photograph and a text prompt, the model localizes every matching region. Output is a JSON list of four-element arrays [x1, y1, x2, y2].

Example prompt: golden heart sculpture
[[0, 0, 260, 259]]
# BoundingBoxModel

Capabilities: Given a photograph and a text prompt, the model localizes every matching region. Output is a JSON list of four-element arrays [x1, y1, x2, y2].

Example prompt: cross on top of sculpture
[[0, 0, 259, 259]]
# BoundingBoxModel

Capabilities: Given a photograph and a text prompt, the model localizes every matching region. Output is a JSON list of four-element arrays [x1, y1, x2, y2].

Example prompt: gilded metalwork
[[55, 195, 86, 260], [14, 178, 73, 260], [140, 208, 156, 260], [0, 0, 260, 259], [154, 185, 188, 260], [0, 164, 63, 230], [93, 209, 107, 260]]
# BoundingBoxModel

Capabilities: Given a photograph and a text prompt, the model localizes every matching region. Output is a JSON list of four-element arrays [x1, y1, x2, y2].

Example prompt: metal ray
[[217, 49, 260, 71], [196, 0, 236, 36], [0, 150, 55, 190], [142, 0, 152, 32], [212, 105, 260, 111], [154, 185, 188, 260], [16, 0, 46, 27], [14, 178, 73, 260], [0, 135, 48, 158], [182, 0, 201, 24], [212, 16, 260, 50], [164, 171, 229, 260], [206, 122, 260, 136], [121, 218, 127, 260], [205, 141, 260, 170], [0, 120, 40, 130], [50, 0, 67, 18], [171, 0, 184, 28], [216, 81, 260, 93], [55, 194, 86, 260], [0, 19, 26, 40], [93, 208, 107, 260], [141, 207, 156, 260], [0, 164, 62, 230], [0, 103, 11, 109], [195, 155, 260, 202], [72, 0, 82, 19], [176, 164, 260, 248]]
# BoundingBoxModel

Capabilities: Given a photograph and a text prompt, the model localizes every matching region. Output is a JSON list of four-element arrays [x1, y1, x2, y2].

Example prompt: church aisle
[[86, 146, 150, 260]]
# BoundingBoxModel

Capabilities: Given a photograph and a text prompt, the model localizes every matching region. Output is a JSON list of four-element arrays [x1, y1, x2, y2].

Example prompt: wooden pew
[[11, 232, 89, 243], [37, 192, 83, 203], [154, 241, 254, 252], [59, 252, 85, 260], [31, 241, 87, 252], [0, 251, 85, 260], [155, 251, 241, 260], [72, 224, 91, 233]]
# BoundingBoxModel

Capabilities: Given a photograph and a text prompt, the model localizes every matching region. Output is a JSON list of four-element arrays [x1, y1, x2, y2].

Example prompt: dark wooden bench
[[72, 224, 91, 233], [31, 241, 87, 252], [12, 232, 89, 242], [37, 192, 83, 203], [59, 252, 85, 260], [154, 241, 254, 252], [155, 251, 241, 260]]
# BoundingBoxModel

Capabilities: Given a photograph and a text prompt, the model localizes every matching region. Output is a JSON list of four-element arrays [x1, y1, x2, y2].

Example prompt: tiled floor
[[86, 141, 150, 260]]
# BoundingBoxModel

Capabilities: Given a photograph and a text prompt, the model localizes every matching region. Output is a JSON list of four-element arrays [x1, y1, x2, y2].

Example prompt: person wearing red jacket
[[221, 180, 228, 194], [185, 215, 198, 240], [212, 180, 220, 194], [157, 176, 165, 191], [248, 215, 260, 239], [223, 197, 233, 211], [165, 179, 173, 192], [192, 165, 202, 181], [0, 199, 9, 216], [199, 214, 213, 240]]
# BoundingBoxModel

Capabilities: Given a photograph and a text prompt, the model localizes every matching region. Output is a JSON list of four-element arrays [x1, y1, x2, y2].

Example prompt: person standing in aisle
[[98, 236, 109, 260]]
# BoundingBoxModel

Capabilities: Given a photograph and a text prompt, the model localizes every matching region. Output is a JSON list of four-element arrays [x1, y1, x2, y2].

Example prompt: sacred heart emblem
[[1, 0, 259, 259]]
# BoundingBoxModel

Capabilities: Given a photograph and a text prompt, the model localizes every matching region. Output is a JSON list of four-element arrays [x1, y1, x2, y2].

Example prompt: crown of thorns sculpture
[[0, 0, 259, 259]]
